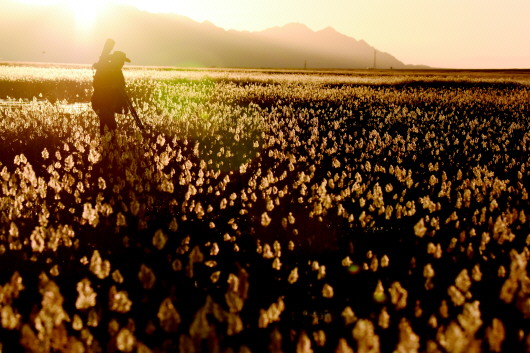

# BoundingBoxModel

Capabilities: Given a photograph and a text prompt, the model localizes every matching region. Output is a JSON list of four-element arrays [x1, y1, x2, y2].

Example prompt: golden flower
[[261, 212, 272, 227], [157, 297, 181, 333], [258, 297, 284, 329], [109, 286, 132, 313], [1, 305, 20, 330], [72, 314, 83, 331], [455, 269, 472, 293], [486, 318, 505, 353], [389, 282, 408, 310], [89, 250, 111, 280], [395, 318, 419, 353], [373, 280, 386, 303], [341, 306, 357, 326], [288, 268, 299, 284], [116, 328, 136, 353], [138, 264, 156, 290], [75, 278, 97, 310], [414, 218, 427, 237], [152, 229, 168, 250], [112, 270, 124, 284], [272, 257, 282, 270], [458, 301, 482, 336], [352, 319, 380, 353], [447, 285, 465, 306], [296, 331, 313, 353], [335, 338, 354, 353]]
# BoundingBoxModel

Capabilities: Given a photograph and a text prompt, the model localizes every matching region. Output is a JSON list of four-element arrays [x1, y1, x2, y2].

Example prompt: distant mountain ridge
[[0, 3, 425, 69]]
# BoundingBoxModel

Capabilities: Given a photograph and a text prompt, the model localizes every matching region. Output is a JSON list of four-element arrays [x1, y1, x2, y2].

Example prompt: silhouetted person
[[91, 51, 130, 135]]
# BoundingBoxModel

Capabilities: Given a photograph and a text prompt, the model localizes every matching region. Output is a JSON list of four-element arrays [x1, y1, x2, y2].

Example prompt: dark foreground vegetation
[[0, 65, 529, 352]]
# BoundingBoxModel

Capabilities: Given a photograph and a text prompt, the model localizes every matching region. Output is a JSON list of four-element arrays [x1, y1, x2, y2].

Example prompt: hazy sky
[[9, 0, 530, 68]]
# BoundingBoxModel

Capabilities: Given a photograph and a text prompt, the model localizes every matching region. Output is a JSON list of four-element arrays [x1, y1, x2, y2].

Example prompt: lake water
[[0, 99, 91, 115]]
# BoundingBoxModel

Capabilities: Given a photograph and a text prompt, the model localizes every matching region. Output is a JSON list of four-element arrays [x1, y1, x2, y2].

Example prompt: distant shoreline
[[1, 60, 529, 74]]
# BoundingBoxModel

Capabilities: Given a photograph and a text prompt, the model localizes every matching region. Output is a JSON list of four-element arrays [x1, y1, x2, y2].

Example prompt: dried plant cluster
[[0, 65, 529, 352]]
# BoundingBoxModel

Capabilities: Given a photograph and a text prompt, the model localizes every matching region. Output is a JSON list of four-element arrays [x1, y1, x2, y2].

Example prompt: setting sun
[[68, 0, 106, 31], [15, 0, 106, 31]]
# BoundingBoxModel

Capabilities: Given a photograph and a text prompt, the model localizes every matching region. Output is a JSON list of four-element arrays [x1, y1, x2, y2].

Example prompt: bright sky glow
[[15, 0, 58, 4], [68, 0, 106, 31], [14, 0, 107, 32], [10, 0, 530, 68], [107, 0, 530, 69]]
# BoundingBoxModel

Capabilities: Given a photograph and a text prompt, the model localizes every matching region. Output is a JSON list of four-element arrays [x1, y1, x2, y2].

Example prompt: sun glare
[[68, 0, 105, 31], [16, 0, 61, 4], [15, 0, 106, 32]]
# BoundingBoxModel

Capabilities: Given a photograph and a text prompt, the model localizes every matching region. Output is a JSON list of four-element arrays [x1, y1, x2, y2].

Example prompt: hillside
[[0, 3, 420, 69]]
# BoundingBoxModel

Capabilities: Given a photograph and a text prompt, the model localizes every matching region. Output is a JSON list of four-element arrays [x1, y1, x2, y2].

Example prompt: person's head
[[109, 51, 131, 68]]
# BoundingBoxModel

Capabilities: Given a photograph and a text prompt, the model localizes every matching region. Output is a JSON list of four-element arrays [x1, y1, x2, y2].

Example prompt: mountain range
[[0, 3, 425, 69]]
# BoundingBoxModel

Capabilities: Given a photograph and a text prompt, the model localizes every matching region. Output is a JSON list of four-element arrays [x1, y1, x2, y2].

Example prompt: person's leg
[[99, 110, 117, 135]]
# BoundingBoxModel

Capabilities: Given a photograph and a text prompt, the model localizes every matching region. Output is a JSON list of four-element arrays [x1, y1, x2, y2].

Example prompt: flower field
[[0, 64, 529, 352]]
